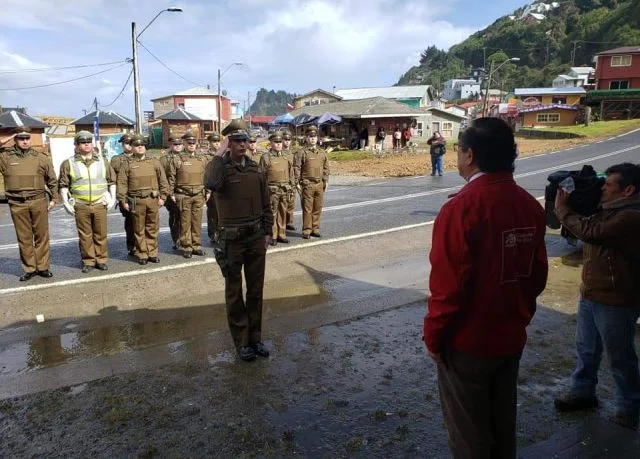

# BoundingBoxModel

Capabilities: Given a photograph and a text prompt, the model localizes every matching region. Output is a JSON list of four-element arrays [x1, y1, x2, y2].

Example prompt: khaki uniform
[[116, 156, 169, 261], [285, 147, 297, 226], [294, 146, 329, 236], [168, 153, 208, 253], [259, 150, 295, 240], [0, 147, 59, 273], [111, 153, 135, 253], [58, 154, 114, 267], [205, 153, 273, 349], [159, 152, 180, 246]]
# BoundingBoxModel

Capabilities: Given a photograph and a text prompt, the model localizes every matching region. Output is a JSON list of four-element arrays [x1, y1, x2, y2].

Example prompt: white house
[[552, 67, 594, 88], [443, 79, 481, 101]]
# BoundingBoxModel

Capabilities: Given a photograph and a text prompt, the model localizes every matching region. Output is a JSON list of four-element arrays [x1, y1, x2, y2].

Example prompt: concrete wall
[[521, 109, 578, 127]]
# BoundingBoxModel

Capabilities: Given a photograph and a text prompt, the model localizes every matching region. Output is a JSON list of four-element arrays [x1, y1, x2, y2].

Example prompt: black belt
[[8, 194, 45, 202]]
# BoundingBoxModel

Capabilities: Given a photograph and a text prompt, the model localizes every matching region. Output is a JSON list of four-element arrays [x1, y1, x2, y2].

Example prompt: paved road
[[0, 129, 638, 292]]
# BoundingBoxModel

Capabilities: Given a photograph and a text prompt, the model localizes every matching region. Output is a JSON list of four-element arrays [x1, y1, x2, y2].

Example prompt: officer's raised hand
[[215, 137, 229, 157]]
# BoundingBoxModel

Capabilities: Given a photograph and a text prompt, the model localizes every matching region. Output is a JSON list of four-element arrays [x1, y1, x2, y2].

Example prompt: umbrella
[[292, 113, 317, 126], [316, 112, 342, 126]]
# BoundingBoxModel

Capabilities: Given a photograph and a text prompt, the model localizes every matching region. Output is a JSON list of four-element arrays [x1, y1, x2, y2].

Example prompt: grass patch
[[535, 119, 640, 138], [328, 150, 375, 161]]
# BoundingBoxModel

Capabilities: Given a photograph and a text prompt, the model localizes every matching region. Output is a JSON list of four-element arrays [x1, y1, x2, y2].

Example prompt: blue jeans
[[571, 297, 640, 415], [431, 154, 443, 176]]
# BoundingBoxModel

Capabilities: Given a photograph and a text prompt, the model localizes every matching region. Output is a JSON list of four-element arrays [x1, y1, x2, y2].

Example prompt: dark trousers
[[119, 205, 135, 253], [206, 194, 217, 241], [224, 235, 266, 349], [165, 198, 180, 245], [437, 349, 521, 459]]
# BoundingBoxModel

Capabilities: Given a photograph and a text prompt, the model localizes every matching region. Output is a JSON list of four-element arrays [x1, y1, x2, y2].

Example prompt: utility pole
[[483, 47, 487, 70], [217, 68, 222, 134], [571, 41, 579, 65], [247, 91, 251, 128], [545, 43, 550, 65], [93, 97, 99, 112], [132, 22, 142, 134]]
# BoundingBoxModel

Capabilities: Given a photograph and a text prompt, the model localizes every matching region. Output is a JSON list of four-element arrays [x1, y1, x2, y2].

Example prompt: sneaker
[[238, 346, 256, 362], [609, 412, 639, 430], [251, 342, 270, 358], [554, 393, 598, 412]]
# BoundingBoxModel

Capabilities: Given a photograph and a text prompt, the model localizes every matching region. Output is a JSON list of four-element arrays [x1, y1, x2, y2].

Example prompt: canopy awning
[[316, 112, 342, 125]]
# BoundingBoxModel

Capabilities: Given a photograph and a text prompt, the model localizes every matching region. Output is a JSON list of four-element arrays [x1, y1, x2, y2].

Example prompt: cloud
[[0, 0, 480, 116]]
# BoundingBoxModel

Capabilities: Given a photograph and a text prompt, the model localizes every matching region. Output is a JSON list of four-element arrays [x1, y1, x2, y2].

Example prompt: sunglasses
[[16, 136, 31, 140]]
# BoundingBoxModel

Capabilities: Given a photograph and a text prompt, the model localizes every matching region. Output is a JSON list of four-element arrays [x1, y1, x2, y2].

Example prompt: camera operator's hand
[[555, 187, 570, 211]]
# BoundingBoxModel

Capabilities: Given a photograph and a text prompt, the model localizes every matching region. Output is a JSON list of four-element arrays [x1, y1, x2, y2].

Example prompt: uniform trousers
[[301, 182, 324, 236], [437, 349, 521, 459], [131, 197, 160, 260], [224, 235, 266, 349], [206, 193, 218, 241], [176, 193, 205, 253], [9, 196, 50, 273], [165, 198, 180, 245], [74, 201, 108, 266], [269, 186, 290, 240], [286, 189, 296, 226], [119, 205, 135, 253]]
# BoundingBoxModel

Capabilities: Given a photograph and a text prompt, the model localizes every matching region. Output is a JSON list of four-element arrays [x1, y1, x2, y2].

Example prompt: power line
[[0, 60, 129, 74], [137, 41, 202, 86], [0, 62, 129, 91], [100, 67, 134, 108]]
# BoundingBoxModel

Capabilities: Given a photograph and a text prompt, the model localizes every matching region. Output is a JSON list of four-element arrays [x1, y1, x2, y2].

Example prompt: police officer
[[259, 131, 294, 245], [58, 131, 116, 272], [206, 134, 225, 243], [294, 125, 330, 239], [168, 133, 208, 258], [116, 134, 170, 265], [204, 119, 273, 362], [111, 133, 135, 255], [160, 133, 184, 249], [0, 127, 59, 281], [206, 133, 221, 160], [282, 130, 297, 230]]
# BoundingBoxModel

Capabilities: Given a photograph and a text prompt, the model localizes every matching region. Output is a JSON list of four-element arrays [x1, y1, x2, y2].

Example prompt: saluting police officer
[[259, 131, 295, 246], [204, 119, 273, 362], [58, 131, 116, 272], [111, 133, 135, 255], [294, 125, 330, 239], [282, 130, 297, 230], [159, 133, 184, 249], [0, 127, 59, 281], [116, 134, 170, 265], [167, 133, 208, 258]]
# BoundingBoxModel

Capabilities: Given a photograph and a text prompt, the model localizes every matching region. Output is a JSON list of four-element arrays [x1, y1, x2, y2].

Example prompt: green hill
[[397, 0, 640, 94], [249, 88, 296, 116]]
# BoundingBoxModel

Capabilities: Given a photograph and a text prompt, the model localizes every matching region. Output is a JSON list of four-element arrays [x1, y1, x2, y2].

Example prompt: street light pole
[[217, 62, 243, 134], [131, 7, 183, 134], [482, 57, 519, 117]]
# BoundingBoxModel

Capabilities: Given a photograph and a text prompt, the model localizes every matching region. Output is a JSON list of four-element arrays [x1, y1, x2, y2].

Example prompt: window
[[611, 55, 632, 67], [536, 113, 560, 123], [442, 122, 453, 138], [416, 121, 423, 137], [552, 97, 567, 104], [203, 122, 212, 131], [609, 80, 629, 90]]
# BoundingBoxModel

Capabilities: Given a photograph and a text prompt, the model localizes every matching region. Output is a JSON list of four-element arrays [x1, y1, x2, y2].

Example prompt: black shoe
[[183, 252, 193, 259], [138, 259, 148, 265], [172, 244, 178, 250], [251, 342, 270, 358], [269, 240, 278, 246], [302, 234, 311, 239], [95, 263, 108, 271], [19, 272, 36, 282], [609, 412, 639, 430], [277, 237, 290, 243], [128, 250, 136, 257], [192, 249, 205, 256], [148, 257, 160, 263], [38, 270, 53, 278], [81, 265, 92, 273], [554, 393, 598, 412], [286, 224, 296, 231], [238, 346, 256, 362], [311, 232, 322, 238]]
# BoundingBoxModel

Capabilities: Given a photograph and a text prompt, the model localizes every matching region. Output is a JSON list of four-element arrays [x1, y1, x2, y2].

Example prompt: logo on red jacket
[[501, 227, 537, 284]]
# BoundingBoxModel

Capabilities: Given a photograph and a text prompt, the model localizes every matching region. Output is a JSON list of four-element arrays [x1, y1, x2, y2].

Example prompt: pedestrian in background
[[393, 126, 402, 149], [427, 132, 445, 176], [376, 127, 386, 152], [424, 117, 548, 458], [554, 162, 640, 430], [0, 127, 58, 281]]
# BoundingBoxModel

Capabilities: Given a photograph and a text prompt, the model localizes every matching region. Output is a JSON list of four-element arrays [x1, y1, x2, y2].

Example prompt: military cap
[[182, 131, 197, 141], [118, 133, 133, 143], [305, 125, 318, 135], [269, 132, 283, 141], [13, 126, 31, 136], [282, 130, 292, 140], [130, 134, 146, 146], [248, 133, 258, 142], [168, 133, 181, 143], [74, 130, 94, 143], [222, 119, 250, 140], [207, 133, 221, 142]]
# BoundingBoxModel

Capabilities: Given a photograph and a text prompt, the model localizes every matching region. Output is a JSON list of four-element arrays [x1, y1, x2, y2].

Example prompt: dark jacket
[[557, 195, 640, 306]]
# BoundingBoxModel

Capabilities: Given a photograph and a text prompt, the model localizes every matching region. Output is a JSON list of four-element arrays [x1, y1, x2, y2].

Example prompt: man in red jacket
[[424, 118, 548, 458]]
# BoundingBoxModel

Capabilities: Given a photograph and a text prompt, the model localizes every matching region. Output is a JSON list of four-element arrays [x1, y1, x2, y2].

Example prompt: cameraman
[[554, 162, 640, 430]]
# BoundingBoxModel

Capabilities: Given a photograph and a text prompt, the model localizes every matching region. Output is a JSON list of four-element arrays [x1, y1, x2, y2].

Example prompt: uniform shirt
[[58, 153, 115, 189], [259, 150, 295, 187], [167, 153, 208, 195], [0, 146, 59, 201], [116, 155, 170, 203], [293, 146, 329, 184]]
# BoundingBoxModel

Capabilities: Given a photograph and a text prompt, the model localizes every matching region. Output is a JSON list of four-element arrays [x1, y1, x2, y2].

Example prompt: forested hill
[[249, 88, 296, 116], [397, 0, 640, 94]]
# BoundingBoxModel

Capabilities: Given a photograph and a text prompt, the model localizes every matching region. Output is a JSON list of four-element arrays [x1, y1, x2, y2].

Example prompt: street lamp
[[132, 7, 183, 134], [217, 62, 243, 133], [482, 57, 519, 117]]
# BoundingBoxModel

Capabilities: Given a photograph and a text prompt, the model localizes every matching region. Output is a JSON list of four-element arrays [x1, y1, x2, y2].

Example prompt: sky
[[0, 0, 527, 119]]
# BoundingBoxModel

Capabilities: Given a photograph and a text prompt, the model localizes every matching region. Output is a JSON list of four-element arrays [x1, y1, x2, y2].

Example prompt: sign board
[[49, 137, 75, 179], [184, 98, 216, 121]]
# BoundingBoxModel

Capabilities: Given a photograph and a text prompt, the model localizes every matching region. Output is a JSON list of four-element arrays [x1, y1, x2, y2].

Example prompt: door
[[432, 121, 440, 134]]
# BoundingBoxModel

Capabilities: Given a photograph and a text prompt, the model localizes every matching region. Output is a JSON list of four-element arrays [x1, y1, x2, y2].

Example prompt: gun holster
[[126, 196, 136, 213], [213, 239, 230, 278]]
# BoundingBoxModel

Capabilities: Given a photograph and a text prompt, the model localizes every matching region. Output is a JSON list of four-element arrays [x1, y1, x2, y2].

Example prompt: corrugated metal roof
[[0, 110, 49, 129], [289, 97, 426, 118], [156, 108, 203, 121], [515, 87, 586, 96], [519, 104, 580, 113], [150, 86, 229, 102], [335, 85, 433, 100], [596, 46, 640, 56], [72, 110, 134, 126], [570, 66, 594, 75], [423, 107, 467, 120]]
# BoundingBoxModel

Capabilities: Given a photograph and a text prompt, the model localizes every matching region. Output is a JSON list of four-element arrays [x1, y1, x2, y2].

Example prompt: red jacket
[[424, 173, 548, 357]]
